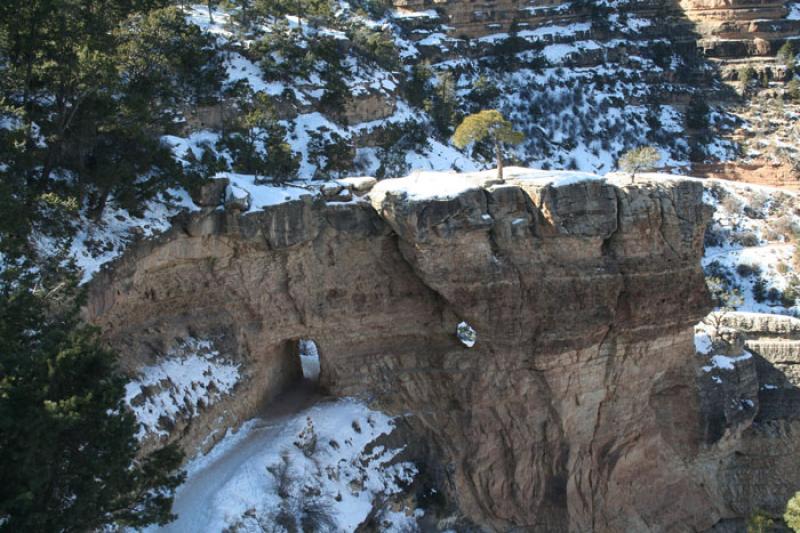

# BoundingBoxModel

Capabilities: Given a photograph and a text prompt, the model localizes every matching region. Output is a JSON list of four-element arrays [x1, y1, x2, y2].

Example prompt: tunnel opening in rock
[[297, 339, 321, 383]]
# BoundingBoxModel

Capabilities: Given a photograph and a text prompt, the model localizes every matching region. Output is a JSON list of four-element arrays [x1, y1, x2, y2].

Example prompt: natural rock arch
[[89, 171, 778, 531]]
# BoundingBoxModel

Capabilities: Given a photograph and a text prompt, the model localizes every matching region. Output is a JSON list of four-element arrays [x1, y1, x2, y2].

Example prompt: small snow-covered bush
[[264, 451, 338, 533], [294, 416, 318, 458]]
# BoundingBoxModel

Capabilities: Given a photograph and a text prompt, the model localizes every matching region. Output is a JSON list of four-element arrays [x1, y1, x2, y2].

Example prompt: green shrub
[[747, 510, 774, 533], [686, 94, 709, 130], [739, 65, 757, 84], [788, 79, 800, 101], [786, 491, 800, 531], [736, 263, 762, 278], [778, 41, 797, 71], [732, 231, 760, 247], [308, 130, 355, 179], [217, 91, 300, 183], [753, 277, 768, 302]]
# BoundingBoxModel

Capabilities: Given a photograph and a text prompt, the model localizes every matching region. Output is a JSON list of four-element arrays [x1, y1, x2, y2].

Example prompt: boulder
[[195, 177, 229, 208], [224, 183, 251, 212]]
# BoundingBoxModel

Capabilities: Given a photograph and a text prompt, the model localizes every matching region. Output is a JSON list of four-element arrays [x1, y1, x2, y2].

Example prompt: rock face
[[87, 170, 797, 530], [393, 0, 800, 55], [693, 160, 800, 191], [679, 0, 800, 59], [697, 312, 800, 524]]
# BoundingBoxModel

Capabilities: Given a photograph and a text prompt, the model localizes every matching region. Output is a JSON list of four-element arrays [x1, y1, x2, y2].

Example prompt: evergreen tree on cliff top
[[453, 110, 524, 181], [0, 261, 185, 532]]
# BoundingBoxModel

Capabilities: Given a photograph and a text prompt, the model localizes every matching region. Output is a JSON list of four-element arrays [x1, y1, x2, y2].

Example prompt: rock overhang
[[86, 167, 722, 531]]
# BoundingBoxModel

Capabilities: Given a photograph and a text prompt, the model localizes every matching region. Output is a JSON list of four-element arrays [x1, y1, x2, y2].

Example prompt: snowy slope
[[40, 0, 752, 283], [125, 337, 241, 441], [702, 180, 800, 315], [151, 399, 419, 533], [33, 188, 198, 284]]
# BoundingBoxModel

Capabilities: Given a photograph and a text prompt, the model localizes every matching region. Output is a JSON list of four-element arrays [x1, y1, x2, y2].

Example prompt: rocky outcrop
[[393, 0, 800, 56], [87, 169, 800, 530], [693, 160, 800, 191], [722, 312, 800, 386], [680, 0, 800, 59], [694, 312, 800, 523]]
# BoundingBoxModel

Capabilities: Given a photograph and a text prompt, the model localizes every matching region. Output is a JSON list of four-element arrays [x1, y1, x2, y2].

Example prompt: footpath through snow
[[150, 387, 419, 533]]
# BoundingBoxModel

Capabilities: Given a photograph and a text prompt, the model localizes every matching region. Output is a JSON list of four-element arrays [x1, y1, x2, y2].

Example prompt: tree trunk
[[494, 136, 504, 181], [207, 1, 214, 24]]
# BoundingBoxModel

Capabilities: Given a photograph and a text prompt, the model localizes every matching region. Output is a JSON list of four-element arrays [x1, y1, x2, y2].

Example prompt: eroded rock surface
[[88, 170, 798, 531], [695, 312, 800, 525]]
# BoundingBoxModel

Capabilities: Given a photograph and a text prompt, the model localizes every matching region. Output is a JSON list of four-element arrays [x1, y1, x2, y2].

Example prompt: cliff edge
[[87, 169, 795, 530]]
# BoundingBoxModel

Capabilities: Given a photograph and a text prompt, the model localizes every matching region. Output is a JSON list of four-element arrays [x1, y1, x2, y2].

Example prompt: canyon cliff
[[87, 169, 797, 530]]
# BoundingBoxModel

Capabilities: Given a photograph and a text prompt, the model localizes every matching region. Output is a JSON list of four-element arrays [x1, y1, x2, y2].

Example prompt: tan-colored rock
[[194, 177, 229, 208], [224, 183, 251, 212], [392, 0, 800, 60], [338, 176, 377, 195], [693, 160, 800, 190], [86, 171, 798, 530]]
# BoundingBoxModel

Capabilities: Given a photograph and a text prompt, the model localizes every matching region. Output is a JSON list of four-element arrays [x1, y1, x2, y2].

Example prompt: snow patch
[[299, 339, 321, 381], [223, 173, 313, 212], [125, 338, 240, 440], [702, 351, 753, 372], [370, 170, 487, 201], [694, 331, 713, 355], [34, 189, 198, 285], [392, 8, 438, 19], [370, 167, 605, 202], [158, 399, 417, 532]]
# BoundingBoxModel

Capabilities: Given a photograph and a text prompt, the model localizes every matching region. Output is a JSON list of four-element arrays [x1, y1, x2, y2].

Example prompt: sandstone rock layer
[[88, 171, 791, 531]]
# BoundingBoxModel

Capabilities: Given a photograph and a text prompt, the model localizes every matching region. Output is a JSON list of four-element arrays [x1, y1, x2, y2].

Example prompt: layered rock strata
[[88, 169, 797, 530], [394, 0, 800, 55], [696, 312, 800, 525]]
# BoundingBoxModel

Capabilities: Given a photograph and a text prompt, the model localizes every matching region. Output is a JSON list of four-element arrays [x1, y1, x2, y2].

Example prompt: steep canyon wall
[[87, 171, 799, 530]]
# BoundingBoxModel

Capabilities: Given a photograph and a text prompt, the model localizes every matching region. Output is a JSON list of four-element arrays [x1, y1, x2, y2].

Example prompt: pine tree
[[0, 1, 224, 220], [777, 41, 796, 72], [218, 90, 299, 183], [427, 71, 459, 139], [0, 266, 185, 532], [753, 278, 768, 303], [404, 62, 433, 109], [453, 110, 524, 181], [308, 131, 355, 179], [618, 146, 662, 182], [685, 94, 710, 131]]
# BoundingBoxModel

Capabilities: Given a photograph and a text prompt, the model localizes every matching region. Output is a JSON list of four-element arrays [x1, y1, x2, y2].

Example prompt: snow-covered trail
[[160, 422, 281, 532], [154, 382, 324, 533]]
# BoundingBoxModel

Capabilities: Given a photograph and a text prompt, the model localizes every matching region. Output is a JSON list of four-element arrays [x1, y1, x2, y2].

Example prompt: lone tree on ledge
[[453, 110, 524, 181], [618, 146, 661, 183]]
